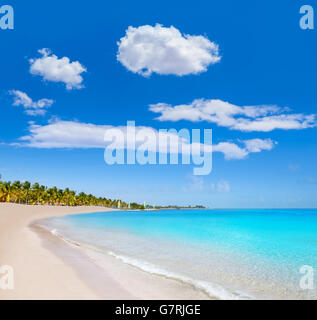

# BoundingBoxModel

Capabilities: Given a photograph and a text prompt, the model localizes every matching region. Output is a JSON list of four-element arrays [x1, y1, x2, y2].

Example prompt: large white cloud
[[9, 90, 54, 116], [29, 49, 87, 90], [149, 99, 316, 132], [17, 120, 207, 153], [15, 120, 274, 160], [117, 24, 220, 77]]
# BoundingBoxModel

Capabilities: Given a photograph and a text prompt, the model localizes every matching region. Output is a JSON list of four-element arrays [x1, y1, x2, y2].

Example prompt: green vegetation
[[0, 174, 146, 209], [0, 175, 206, 209]]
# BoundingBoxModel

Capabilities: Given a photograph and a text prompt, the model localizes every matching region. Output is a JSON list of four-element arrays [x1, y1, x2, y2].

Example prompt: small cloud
[[259, 195, 265, 202], [210, 180, 231, 193], [117, 24, 220, 77], [9, 90, 53, 116], [213, 142, 248, 160], [184, 176, 230, 193], [29, 48, 87, 90], [244, 138, 276, 153], [213, 139, 275, 160], [182, 175, 204, 192], [297, 177, 317, 184], [288, 163, 300, 173], [215, 179, 230, 193]]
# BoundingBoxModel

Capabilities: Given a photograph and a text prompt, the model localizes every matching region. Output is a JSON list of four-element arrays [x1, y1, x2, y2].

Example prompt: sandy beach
[[0, 203, 210, 300]]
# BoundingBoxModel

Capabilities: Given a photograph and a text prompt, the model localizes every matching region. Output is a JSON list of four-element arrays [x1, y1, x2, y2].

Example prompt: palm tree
[[46, 188, 55, 205], [0, 175, 147, 209], [22, 181, 31, 204], [51, 187, 58, 205], [78, 192, 87, 206], [64, 188, 71, 206], [68, 190, 76, 206], [39, 185, 46, 204], [31, 183, 42, 205], [12, 181, 22, 204], [0, 181, 15, 203], [55, 189, 63, 206]]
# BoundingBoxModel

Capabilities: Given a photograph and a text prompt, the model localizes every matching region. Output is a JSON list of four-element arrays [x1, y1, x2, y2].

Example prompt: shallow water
[[38, 209, 317, 300]]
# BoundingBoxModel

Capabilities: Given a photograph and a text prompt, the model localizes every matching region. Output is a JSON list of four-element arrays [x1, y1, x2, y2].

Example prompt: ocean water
[[38, 209, 317, 300]]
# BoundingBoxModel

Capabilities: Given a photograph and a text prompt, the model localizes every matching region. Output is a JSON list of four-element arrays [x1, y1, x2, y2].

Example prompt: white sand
[[0, 203, 210, 300]]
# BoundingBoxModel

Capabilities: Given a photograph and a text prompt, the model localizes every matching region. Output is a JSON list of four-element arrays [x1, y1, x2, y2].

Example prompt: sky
[[0, 0, 316, 208]]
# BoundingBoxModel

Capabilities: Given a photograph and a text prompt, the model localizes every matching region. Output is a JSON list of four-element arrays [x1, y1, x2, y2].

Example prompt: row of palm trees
[[0, 175, 147, 209]]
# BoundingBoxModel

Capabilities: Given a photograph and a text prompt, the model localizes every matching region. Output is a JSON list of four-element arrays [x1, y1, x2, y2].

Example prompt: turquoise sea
[[39, 209, 317, 299]]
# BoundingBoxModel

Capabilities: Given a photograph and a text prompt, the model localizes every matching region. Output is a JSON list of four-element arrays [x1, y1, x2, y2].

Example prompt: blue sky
[[0, 0, 316, 208]]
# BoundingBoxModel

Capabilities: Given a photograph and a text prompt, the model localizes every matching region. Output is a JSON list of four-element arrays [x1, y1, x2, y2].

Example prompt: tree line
[[0, 175, 148, 209]]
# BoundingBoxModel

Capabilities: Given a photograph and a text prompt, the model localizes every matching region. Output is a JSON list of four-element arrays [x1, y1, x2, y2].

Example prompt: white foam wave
[[45, 225, 253, 300], [48, 227, 82, 247], [51, 228, 59, 236], [108, 251, 253, 300]]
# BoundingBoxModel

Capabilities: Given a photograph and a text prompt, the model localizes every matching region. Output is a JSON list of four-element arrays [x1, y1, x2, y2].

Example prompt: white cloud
[[117, 24, 220, 77], [183, 176, 230, 193], [18, 120, 111, 149], [213, 139, 275, 160], [244, 138, 275, 153], [29, 48, 86, 90], [149, 99, 316, 132], [15, 120, 275, 160], [182, 175, 204, 192], [10, 90, 54, 116], [288, 163, 300, 173], [210, 179, 231, 193], [16, 120, 205, 152], [213, 142, 248, 160]]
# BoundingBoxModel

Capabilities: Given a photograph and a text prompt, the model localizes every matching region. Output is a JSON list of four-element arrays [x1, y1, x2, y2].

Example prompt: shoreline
[[0, 203, 211, 300]]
